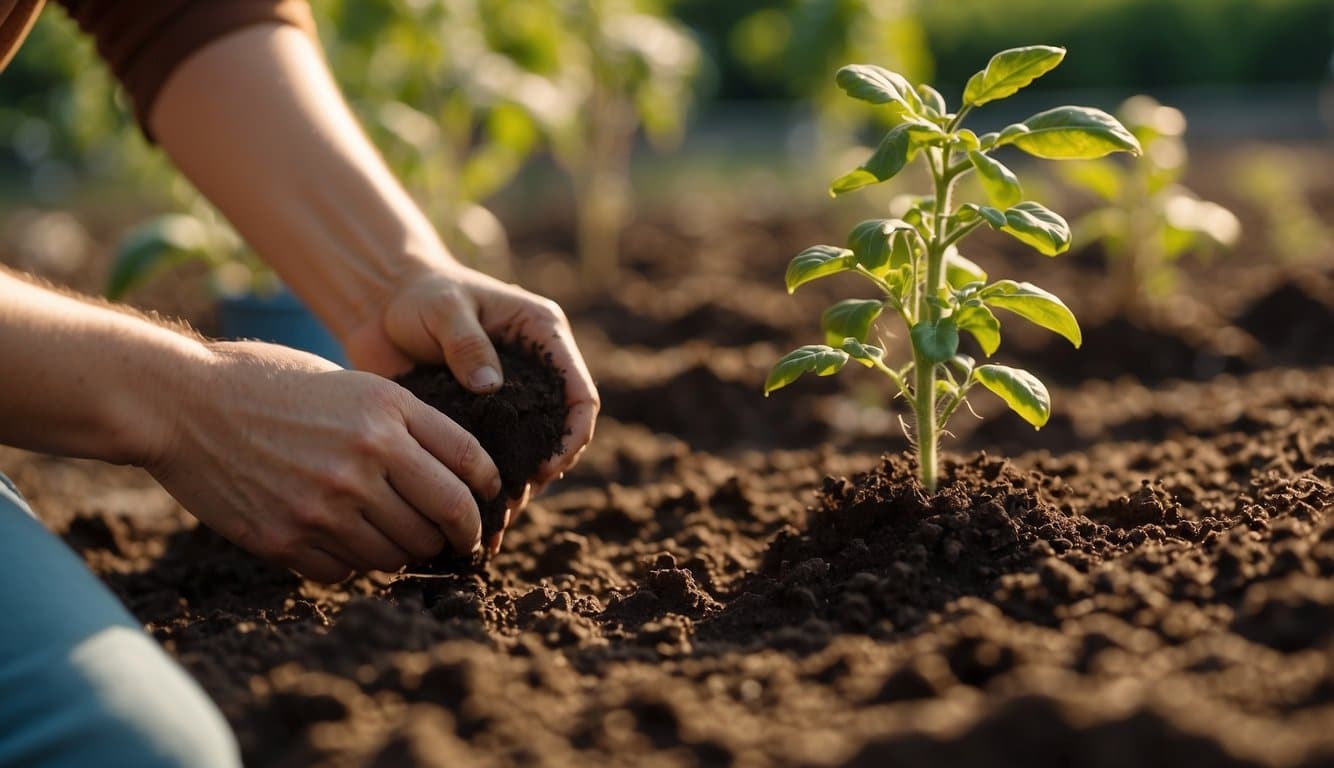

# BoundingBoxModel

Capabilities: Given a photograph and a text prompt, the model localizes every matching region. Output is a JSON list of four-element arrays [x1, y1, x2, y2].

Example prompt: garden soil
[[393, 342, 568, 541], [4, 184, 1334, 766]]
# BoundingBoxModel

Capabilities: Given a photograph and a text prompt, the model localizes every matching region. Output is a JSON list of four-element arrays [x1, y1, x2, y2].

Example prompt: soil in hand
[[394, 341, 568, 542]]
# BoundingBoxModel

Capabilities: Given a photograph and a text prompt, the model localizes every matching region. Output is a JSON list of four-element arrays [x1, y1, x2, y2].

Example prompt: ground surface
[[3, 148, 1334, 766]]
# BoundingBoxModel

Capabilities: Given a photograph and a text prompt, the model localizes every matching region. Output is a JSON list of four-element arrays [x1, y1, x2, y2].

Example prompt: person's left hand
[[342, 262, 599, 550]]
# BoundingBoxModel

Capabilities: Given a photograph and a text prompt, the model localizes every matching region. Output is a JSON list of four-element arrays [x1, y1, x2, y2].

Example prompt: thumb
[[427, 299, 504, 394]]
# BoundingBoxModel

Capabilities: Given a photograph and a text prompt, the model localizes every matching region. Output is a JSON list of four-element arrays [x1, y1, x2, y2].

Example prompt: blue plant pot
[[217, 288, 348, 366]]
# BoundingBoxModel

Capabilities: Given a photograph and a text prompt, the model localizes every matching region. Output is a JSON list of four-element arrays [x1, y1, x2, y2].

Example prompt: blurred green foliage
[[922, 0, 1332, 93], [313, 0, 567, 274], [1062, 96, 1239, 309], [729, 0, 932, 101], [0, 10, 169, 202], [4, 0, 700, 289], [1229, 148, 1334, 265], [0, 0, 1325, 237], [315, 0, 701, 279]]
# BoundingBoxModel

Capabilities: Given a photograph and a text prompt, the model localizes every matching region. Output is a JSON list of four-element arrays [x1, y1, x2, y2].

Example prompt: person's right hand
[[144, 340, 501, 583]]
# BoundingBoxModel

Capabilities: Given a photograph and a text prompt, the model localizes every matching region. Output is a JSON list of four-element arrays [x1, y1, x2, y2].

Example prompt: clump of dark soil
[[394, 342, 568, 540]]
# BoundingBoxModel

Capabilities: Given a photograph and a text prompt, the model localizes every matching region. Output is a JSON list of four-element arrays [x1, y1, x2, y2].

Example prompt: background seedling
[[766, 45, 1141, 491], [1062, 95, 1239, 311]]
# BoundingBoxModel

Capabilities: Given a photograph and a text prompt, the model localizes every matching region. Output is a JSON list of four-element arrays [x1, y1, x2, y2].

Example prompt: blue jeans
[[0, 474, 240, 767]]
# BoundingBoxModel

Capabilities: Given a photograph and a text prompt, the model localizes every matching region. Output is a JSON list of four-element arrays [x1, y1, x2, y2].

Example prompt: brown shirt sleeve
[[0, 0, 46, 71], [53, 0, 317, 131]]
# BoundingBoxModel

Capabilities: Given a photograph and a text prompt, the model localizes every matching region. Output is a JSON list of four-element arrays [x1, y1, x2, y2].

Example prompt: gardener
[[0, 2, 599, 766]]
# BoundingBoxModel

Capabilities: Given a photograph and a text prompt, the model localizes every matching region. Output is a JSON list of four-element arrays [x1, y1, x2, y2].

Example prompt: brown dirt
[[393, 342, 568, 541], [4, 177, 1334, 767]]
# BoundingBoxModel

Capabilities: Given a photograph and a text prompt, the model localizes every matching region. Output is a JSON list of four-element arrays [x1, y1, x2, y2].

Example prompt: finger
[[531, 472, 556, 497], [402, 402, 503, 499], [487, 501, 521, 555], [385, 433, 486, 555], [289, 547, 356, 584], [425, 297, 504, 394], [508, 483, 531, 512], [537, 401, 597, 483], [364, 482, 449, 562], [324, 511, 416, 573]]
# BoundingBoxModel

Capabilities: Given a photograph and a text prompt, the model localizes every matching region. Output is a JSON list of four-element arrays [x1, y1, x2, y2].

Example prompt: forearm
[[0, 269, 206, 466], [148, 24, 451, 343]]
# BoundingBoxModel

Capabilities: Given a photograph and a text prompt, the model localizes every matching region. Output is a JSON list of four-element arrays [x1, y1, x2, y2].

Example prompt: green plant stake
[[765, 46, 1141, 491]]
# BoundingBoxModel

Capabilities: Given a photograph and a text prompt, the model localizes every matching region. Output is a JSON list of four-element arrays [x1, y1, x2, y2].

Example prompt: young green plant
[[1062, 95, 1239, 311], [765, 46, 1141, 491]]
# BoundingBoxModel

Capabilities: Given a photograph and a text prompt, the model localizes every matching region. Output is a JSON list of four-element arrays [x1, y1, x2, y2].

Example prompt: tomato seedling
[[765, 46, 1141, 491]]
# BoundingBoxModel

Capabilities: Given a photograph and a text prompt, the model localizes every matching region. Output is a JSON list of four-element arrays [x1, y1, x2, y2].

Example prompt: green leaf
[[953, 304, 1001, 357], [999, 202, 1072, 256], [829, 169, 879, 196], [831, 125, 910, 194], [822, 299, 885, 346], [917, 83, 947, 115], [980, 279, 1082, 347], [1006, 106, 1142, 159], [910, 317, 959, 364], [883, 263, 914, 301], [962, 45, 1066, 107], [968, 150, 1023, 208], [830, 121, 945, 196], [841, 337, 885, 367], [835, 64, 922, 114], [1060, 159, 1122, 202], [108, 214, 211, 300], [944, 246, 987, 289], [948, 353, 976, 378], [785, 245, 854, 293], [953, 129, 980, 151], [974, 364, 1051, 428], [1161, 194, 1241, 249], [846, 218, 914, 273], [765, 345, 850, 395], [958, 203, 1007, 229], [998, 123, 1030, 144]]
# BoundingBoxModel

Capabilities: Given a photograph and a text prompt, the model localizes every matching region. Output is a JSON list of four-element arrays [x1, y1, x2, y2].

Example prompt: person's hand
[[343, 262, 599, 501], [145, 341, 502, 583]]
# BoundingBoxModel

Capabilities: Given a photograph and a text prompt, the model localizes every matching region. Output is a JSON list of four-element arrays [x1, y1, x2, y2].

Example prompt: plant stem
[[913, 348, 938, 490], [914, 146, 956, 492]]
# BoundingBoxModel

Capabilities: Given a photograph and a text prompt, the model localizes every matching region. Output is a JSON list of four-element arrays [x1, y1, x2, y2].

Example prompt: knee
[[63, 627, 241, 768]]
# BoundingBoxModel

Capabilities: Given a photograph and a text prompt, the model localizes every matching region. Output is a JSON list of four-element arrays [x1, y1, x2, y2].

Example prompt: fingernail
[[470, 366, 501, 391], [470, 538, 483, 555]]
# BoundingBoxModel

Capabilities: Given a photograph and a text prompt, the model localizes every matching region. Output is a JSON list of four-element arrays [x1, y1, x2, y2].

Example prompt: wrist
[[105, 330, 213, 470]]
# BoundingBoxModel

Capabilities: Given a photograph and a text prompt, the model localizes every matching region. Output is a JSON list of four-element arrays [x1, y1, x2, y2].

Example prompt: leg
[[0, 474, 240, 768]]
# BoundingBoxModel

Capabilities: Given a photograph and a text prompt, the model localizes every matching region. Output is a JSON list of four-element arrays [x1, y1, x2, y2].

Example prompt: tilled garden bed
[[4, 202, 1334, 765]]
